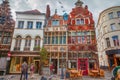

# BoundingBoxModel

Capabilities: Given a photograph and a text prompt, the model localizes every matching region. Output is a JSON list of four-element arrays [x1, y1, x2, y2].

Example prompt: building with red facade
[[67, 0, 97, 75], [44, 0, 98, 75], [0, 0, 15, 74]]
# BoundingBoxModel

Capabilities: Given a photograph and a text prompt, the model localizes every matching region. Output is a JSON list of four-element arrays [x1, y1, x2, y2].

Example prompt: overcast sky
[[1, 0, 120, 24]]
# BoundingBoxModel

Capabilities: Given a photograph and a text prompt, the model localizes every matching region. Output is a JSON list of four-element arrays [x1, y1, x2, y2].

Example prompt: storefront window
[[10, 57, 21, 72]]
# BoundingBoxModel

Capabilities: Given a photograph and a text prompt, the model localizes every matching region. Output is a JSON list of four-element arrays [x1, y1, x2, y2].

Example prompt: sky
[[1, 0, 120, 25]]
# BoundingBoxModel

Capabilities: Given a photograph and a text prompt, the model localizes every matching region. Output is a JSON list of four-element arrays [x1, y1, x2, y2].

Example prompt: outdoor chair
[[77, 70, 83, 79], [88, 70, 94, 77], [99, 69, 105, 77]]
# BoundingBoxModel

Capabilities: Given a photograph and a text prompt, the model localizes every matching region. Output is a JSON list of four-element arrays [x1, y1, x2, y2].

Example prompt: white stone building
[[10, 9, 46, 73], [96, 6, 120, 70]]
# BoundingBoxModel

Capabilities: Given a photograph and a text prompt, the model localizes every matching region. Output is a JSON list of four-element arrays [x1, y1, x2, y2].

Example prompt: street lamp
[[60, 48, 64, 79]]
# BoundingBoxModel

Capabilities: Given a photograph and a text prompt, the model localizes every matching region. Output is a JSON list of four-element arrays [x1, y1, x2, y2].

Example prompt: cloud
[[8, 0, 120, 24]]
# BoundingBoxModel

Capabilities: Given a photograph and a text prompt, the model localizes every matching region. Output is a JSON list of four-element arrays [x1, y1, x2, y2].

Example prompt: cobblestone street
[[0, 70, 112, 80]]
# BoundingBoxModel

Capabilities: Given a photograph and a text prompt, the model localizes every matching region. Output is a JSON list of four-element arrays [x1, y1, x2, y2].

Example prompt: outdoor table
[[71, 70, 78, 77], [91, 70, 99, 77]]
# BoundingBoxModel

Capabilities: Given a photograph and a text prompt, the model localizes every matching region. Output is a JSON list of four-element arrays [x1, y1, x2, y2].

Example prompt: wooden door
[[78, 58, 88, 75]]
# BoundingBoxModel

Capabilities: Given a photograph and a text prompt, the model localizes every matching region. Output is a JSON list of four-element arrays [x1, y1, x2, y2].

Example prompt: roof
[[16, 9, 45, 15]]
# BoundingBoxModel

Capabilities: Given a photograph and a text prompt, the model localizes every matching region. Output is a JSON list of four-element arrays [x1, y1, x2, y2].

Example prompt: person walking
[[30, 63, 35, 78], [20, 61, 28, 80], [50, 62, 54, 75]]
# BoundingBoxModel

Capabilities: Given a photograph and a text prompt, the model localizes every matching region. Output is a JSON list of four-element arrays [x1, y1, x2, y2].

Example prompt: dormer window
[[52, 20, 59, 26], [76, 19, 84, 25]]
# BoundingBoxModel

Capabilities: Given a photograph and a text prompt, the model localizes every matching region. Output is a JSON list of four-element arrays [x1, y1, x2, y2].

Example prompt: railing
[[14, 47, 20, 51], [24, 47, 30, 51], [33, 47, 40, 51]]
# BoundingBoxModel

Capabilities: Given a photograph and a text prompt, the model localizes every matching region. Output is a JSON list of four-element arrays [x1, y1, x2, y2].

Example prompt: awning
[[106, 49, 120, 55]]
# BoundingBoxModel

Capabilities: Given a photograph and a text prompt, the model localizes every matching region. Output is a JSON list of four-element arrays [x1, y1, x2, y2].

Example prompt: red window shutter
[[72, 20, 75, 25], [85, 19, 88, 24]]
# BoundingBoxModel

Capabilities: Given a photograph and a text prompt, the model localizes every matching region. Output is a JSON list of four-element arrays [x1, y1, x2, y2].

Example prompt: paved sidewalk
[[0, 70, 112, 80]]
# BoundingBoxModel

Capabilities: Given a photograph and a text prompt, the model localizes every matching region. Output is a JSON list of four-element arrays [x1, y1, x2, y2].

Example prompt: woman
[[30, 63, 35, 78]]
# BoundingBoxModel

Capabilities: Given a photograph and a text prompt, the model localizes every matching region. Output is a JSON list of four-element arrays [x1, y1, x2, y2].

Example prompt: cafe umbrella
[[112, 66, 120, 77]]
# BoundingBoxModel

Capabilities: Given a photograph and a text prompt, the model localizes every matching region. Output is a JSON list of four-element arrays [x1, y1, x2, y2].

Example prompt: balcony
[[33, 46, 40, 51], [14, 47, 20, 51], [24, 47, 30, 51]]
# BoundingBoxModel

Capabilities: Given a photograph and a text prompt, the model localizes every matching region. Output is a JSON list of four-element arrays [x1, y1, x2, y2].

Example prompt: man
[[20, 61, 28, 80]]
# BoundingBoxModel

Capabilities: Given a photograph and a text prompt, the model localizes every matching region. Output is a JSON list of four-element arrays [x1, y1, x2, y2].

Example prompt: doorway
[[34, 60, 40, 73], [78, 58, 88, 75], [22, 57, 29, 63], [116, 58, 120, 66], [51, 59, 57, 74]]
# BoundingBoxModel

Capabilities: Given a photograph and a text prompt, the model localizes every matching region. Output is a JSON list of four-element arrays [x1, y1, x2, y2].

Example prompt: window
[[36, 22, 42, 29], [76, 19, 84, 25], [110, 23, 116, 31], [78, 37, 81, 43], [48, 37, 50, 44], [76, 19, 81, 25], [112, 36, 119, 46], [117, 11, 120, 17], [14, 35, 22, 50], [63, 36, 66, 44], [81, 19, 84, 24], [52, 36, 55, 44], [71, 37, 76, 43], [52, 20, 59, 26], [108, 12, 113, 19], [119, 23, 120, 26], [60, 36, 62, 44], [27, 21, 33, 29], [44, 37, 47, 44], [2, 37, 11, 44], [25, 36, 31, 50], [18, 21, 24, 29], [87, 36, 90, 44], [34, 36, 40, 47], [2, 32, 11, 44], [106, 38, 111, 47], [82, 36, 85, 43], [56, 36, 58, 44]]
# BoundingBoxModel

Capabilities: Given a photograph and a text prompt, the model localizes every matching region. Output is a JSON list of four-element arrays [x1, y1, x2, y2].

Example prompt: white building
[[10, 9, 46, 73], [96, 6, 120, 70]]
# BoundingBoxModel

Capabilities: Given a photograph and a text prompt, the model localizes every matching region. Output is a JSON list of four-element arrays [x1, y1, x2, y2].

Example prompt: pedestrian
[[20, 61, 28, 80], [30, 63, 35, 78], [50, 62, 54, 75]]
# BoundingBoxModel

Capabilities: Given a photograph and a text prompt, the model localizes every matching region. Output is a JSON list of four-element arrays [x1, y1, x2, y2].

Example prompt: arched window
[[34, 36, 41, 47], [76, 19, 84, 25], [24, 36, 31, 51], [14, 35, 22, 50]]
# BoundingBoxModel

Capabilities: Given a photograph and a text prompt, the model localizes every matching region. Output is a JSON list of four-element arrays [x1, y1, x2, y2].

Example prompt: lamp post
[[60, 50, 64, 79]]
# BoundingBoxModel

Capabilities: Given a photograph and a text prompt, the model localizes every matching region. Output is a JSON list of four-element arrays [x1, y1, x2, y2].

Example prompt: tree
[[39, 47, 48, 75]]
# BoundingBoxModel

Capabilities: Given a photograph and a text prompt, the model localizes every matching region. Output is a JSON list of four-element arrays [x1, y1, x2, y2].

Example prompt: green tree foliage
[[39, 47, 48, 62], [39, 47, 48, 74]]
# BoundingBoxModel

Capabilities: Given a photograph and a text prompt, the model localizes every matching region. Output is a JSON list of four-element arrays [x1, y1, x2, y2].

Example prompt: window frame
[[27, 21, 33, 29], [18, 21, 24, 29]]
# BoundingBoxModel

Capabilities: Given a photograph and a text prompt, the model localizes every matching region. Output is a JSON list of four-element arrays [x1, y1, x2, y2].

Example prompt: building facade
[[44, 10, 68, 75], [44, 0, 97, 75], [96, 6, 120, 70], [10, 10, 46, 73], [0, 0, 15, 73], [67, 0, 97, 75]]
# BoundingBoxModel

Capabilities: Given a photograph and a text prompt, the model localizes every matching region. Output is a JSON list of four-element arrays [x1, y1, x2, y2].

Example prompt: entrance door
[[51, 59, 57, 74], [34, 60, 40, 73], [116, 58, 120, 66], [78, 58, 88, 75]]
